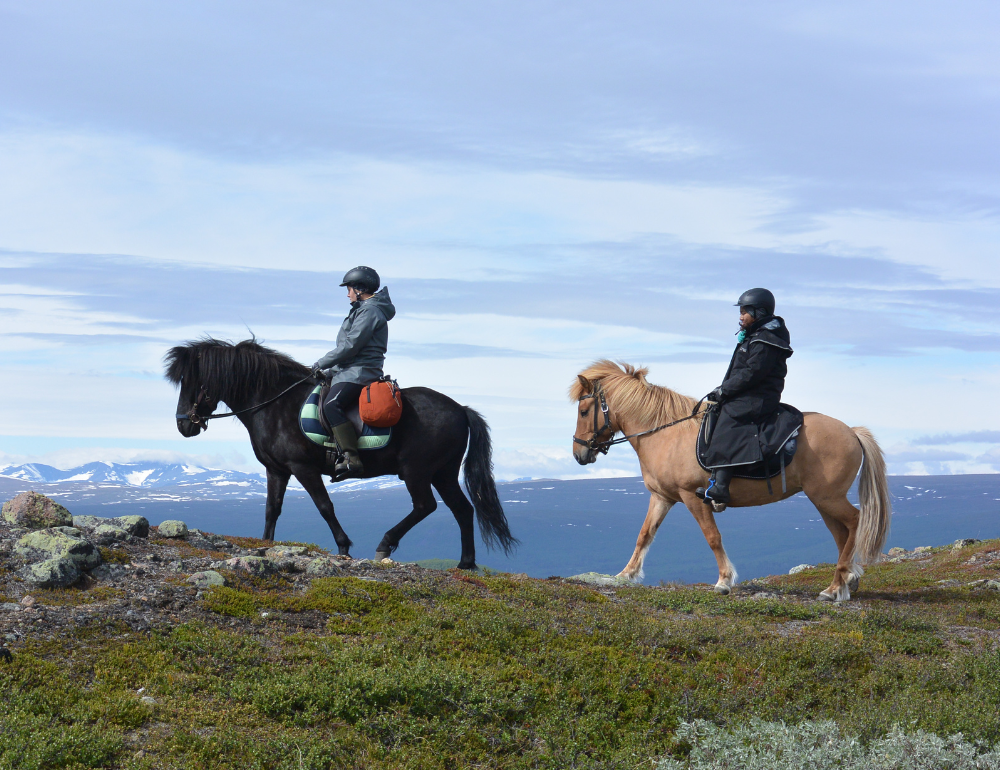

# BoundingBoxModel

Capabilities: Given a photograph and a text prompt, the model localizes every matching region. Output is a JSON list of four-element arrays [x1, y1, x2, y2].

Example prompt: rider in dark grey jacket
[[312, 266, 395, 479]]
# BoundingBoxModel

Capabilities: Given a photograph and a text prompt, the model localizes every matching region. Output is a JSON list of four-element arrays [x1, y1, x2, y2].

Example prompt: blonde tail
[[852, 426, 891, 563]]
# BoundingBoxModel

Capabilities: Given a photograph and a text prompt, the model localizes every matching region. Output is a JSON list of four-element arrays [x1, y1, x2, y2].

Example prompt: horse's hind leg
[[682, 492, 739, 594], [374, 476, 437, 562], [432, 465, 477, 570], [263, 467, 290, 541], [293, 467, 353, 556], [811, 495, 861, 602], [618, 494, 673, 582]]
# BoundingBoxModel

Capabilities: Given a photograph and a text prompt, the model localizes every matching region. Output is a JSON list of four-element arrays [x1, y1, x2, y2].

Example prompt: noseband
[[177, 384, 213, 427], [574, 384, 614, 454]]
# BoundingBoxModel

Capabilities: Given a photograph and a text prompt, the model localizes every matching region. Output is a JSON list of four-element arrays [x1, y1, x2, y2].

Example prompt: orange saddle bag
[[359, 378, 403, 427]]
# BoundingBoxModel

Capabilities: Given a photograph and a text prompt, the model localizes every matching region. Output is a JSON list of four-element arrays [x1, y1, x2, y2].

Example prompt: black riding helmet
[[339, 266, 380, 294], [734, 287, 775, 319]]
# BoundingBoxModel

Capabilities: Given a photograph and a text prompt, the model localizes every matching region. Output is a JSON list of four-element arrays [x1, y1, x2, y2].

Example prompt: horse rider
[[311, 266, 396, 479], [696, 288, 793, 505]]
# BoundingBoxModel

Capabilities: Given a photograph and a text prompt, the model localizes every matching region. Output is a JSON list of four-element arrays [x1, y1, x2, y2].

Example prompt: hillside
[[3, 502, 1000, 768]]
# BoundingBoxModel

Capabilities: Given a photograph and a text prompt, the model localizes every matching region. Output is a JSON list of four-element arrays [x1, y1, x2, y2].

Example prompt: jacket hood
[[363, 287, 396, 321]]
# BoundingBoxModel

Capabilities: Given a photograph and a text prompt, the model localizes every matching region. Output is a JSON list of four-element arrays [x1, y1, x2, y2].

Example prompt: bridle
[[176, 374, 315, 429], [573, 383, 615, 454], [573, 382, 706, 455]]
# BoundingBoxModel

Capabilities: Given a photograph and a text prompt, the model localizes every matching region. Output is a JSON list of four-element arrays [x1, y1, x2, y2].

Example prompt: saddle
[[696, 403, 803, 492], [299, 384, 392, 460]]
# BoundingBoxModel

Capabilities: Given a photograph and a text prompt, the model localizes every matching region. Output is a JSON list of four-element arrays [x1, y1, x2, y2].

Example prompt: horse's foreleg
[[682, 493, 738, 594], [294, 467, 353, 556], [618, 495, 674, 582], [263, 467, 290, 541], [812, 496, 861, 602], [374, 476, 438, 563]]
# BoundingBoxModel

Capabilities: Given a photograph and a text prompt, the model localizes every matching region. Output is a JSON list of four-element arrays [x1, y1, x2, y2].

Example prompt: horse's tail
[[852, 426, 891, 564], [463, 407, 518, 555]]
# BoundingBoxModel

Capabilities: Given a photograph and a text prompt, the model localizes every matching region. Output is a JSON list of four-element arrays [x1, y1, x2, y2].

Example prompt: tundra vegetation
[[3, 529, 1000, 768]]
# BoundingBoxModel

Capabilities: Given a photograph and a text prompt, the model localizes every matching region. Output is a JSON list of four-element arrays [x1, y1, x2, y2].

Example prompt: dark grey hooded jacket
[[314, 288, 396, 385]]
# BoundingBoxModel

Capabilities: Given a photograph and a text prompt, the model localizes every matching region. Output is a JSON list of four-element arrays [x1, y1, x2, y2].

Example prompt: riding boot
[[696, 467, 733, 505], [331, 422, 364, 479]]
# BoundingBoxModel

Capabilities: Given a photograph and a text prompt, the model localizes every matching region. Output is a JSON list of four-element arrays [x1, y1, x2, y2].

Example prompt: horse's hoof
[[818, 590, 836, 602], [457, 562, 478, 571], [848, 575, 860, 594], [714, 584, 731, 595], [375, 550, 391, 562], [818, 588, 850, 602]]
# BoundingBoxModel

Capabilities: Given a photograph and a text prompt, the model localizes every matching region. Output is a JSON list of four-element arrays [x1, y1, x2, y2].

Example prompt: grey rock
[[887, 547, 907, 557], [1, 603, 20, 612], [935, 579, 960, 587], [141, 696, 157, 705], [73, 514, 149, 538], [2, 491, 73, 530], [788, 564, 814, 575], [15, 528, 102, 570], [305, 556, 343, 577], [223, 556, 277, 576], [567, 571, 630, 586], [157, 520, 188, 538], [19, 556, 81, 588], [187, 570, 225, 588], [913, 546, 933, 553], [91, 524, 129, 545], [266, 545, 308, 559], [953, 538, 980, 550]]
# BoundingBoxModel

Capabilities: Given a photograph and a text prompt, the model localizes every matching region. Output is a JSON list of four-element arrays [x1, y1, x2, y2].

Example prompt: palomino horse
[[570, 361, 891, 602]]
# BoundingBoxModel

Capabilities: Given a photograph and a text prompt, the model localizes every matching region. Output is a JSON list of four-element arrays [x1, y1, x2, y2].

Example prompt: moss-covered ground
[[3, 541, 1000, 768]]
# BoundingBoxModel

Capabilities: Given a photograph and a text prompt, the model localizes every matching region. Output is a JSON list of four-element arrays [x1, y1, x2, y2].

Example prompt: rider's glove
[[708, 387, 724, 403], [311, 365, 328, 381]]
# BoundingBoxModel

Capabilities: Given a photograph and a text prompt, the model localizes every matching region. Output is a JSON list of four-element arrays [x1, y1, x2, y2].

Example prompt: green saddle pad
[[299, 385, 392, 451]]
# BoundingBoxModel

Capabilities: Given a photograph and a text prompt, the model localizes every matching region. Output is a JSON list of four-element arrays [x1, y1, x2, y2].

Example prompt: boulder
[[265, 545, 308, 559], [567, 572, 630, 586], [73, 514, 149, 538], [953, 538, 980, 550], [2, 492, 72, 530], [187, 570, 225, 589], [91, 524, 130, 545], [19, 556, 81, 588], [157, 520, 188, 539], [223, 556, 277, 576], [887, 547, 906, 557], [305, 557, 343, 577], [15, 527, 102, 570], [913, 546, 933, 554], [788, 564, 814, 575]]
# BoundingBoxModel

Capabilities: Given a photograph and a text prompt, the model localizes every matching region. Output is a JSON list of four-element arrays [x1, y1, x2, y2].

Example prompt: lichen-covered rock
[[223, 556, 276, 576], [788, 564, 814, 575], [567, 572, 629, 586], [265, 545, 308, 559], [91, 524, 130, 545], [157, 520, 188, 538], [73, 514, 150, 538], [19, 556, 81, 588], [305, 557, 343, 577], [15, 528, 102, 570], [187, 570, 225, 588], [2, 492, 73, 530]]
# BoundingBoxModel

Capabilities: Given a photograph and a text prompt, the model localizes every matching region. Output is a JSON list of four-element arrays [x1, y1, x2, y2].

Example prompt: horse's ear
[[577, 375, 592, 391]]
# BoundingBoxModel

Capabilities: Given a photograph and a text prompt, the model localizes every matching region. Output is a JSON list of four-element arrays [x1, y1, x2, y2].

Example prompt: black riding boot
[[331, 422, 364, 479], [697, 468, 733, 505]]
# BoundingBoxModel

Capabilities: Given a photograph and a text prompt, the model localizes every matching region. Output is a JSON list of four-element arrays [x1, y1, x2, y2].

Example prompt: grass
[[5, 542, 1000, 767]]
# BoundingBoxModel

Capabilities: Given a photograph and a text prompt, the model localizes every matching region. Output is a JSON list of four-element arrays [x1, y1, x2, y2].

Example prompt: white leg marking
[[714, 553, 738, 594]]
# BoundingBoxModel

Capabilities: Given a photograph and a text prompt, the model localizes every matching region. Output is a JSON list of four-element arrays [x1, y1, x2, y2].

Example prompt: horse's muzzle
[[573, 444, 597, 465], [176, 416, 204, 438]]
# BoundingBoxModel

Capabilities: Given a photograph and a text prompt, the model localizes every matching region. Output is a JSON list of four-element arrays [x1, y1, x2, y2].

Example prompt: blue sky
[[0, 1, 998, 478]]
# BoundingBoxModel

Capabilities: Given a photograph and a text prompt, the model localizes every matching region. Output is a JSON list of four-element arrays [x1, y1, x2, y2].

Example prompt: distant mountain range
[[0, 461, 405, 500]]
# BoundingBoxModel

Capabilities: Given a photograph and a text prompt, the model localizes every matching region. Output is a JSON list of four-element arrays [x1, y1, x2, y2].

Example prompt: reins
[[574, 383, 706, 454], [176, 373, 316, 427]]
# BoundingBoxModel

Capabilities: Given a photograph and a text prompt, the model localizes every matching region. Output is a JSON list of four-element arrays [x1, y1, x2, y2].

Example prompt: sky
[[0, 1, 998, 479]]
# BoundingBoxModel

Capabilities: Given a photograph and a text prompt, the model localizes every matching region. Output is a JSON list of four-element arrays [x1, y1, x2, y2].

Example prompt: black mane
[[164, 337, 310, 405]]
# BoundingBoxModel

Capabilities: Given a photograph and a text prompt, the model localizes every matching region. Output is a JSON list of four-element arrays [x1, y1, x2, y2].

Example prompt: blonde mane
[[569, 360, 699, 428]]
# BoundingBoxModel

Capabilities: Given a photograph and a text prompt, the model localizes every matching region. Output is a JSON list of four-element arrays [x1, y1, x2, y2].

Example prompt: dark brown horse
[[165, 338, 516, 568]]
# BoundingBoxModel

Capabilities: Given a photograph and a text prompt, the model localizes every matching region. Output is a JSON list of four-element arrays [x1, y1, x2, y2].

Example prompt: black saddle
[[697, 403, 803, 485]]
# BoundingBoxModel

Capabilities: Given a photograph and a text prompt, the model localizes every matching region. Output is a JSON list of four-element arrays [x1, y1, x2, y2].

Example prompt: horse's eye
[[581, 408, 590, 417]]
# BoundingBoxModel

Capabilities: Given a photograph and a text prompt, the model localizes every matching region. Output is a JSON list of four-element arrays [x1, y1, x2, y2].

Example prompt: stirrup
[[332, 454, 364, 481]]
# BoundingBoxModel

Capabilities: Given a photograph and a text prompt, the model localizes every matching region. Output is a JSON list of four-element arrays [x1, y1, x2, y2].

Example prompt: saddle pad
[[299, 385, 391, 451], [696, 403, 803, 480]]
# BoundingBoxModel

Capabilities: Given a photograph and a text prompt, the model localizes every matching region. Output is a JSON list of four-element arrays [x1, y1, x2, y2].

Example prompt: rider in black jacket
[[697, 288, 793, 505]]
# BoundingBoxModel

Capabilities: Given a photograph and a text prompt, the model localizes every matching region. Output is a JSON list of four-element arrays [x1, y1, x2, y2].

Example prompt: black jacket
[[718, 315, 792, 418]]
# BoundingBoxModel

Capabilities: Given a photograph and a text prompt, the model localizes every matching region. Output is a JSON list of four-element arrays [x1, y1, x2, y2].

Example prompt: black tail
[[463, 407, 518, 555]]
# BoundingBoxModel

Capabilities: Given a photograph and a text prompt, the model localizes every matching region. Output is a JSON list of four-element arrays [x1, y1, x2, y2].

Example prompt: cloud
[[913, 430, 1000, 445]]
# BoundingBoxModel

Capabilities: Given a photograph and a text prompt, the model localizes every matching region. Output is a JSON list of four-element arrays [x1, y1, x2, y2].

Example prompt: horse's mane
[[164, 337, 310, 404], [569, 360, 698, 427]]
